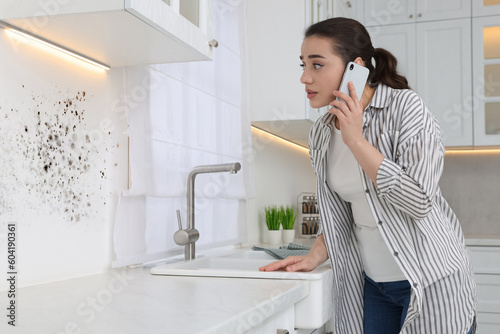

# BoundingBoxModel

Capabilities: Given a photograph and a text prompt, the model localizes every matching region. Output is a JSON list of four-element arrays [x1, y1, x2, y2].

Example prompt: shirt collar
[[367, 83, 394, 110], [320, 83, 394, 127]]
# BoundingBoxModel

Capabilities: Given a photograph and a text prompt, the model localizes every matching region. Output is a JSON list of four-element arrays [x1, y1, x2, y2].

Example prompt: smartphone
[[336, 62, 369, 104]]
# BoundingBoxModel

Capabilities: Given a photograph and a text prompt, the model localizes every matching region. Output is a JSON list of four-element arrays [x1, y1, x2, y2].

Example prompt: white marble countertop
[[0, 264, 309, 334]]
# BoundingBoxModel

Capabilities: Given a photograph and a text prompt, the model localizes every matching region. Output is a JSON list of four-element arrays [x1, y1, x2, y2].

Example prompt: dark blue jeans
[[364, 274, 475, 334], [363, 274, 411, 334]]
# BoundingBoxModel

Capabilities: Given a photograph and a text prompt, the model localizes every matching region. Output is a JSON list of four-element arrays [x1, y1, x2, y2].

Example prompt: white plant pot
[[282, 229, 295, 245], [267, 230, 281, 245]]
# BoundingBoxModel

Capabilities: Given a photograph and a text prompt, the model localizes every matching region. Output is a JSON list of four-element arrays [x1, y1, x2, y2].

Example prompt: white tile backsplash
[[439, 152, 500, 235]]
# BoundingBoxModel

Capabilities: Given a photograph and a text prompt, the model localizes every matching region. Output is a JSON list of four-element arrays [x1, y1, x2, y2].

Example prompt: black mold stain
[[0, 90, 113, 224]]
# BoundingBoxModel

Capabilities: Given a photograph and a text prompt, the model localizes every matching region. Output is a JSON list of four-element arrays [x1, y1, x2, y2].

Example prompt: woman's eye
[[300, 63, 323, 70]]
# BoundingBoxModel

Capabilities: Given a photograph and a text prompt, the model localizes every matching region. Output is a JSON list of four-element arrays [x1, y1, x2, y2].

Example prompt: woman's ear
[[353, 57, 364, 66]]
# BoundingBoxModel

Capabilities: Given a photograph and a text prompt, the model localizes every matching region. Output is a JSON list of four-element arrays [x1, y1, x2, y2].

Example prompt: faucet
[[174, 162, 241, 261]]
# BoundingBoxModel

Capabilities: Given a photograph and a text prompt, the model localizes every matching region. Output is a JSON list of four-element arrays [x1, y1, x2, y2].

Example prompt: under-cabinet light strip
[[445, 148, 500, 154], [251, 126, 309, 153], [251, 126, 500, 155], [0, 20, 110, 71]]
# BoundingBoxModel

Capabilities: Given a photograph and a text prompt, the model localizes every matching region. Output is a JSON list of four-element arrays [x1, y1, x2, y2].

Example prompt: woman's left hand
[[329, 82, 365, 148]]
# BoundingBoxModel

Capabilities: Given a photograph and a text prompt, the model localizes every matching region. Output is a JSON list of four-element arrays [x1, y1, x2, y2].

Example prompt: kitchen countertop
[[465, 235, 500, 247], [1, 263, 310, 334], [2, 236, 497, 333]]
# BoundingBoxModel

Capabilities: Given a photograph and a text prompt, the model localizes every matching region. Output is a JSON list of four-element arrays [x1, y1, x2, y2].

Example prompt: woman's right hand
[[258, 255, 321, 272]]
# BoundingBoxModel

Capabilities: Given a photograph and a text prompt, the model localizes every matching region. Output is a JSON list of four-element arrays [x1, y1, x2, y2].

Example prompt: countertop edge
[[206, 280, 310, 334]]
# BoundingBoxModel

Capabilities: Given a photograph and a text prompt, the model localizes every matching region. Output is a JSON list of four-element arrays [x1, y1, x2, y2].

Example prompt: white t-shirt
[[327, 125, 406, 282]]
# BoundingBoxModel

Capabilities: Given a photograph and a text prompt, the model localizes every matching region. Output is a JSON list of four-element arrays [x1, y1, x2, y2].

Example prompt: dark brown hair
[[304, 17, 410, 90]]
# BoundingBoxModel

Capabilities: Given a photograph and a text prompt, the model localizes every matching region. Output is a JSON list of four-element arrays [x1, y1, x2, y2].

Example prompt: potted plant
[[264, 206, 281, 244], [282, 205, 297, 244]]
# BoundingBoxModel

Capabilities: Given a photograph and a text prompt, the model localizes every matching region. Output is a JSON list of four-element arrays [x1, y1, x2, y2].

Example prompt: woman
[[259, 17, 477, 334]]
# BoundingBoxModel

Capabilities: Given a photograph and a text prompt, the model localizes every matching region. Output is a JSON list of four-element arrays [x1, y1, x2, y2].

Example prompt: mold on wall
[[0, 30, 128, 288], [0, 86, 115, 225]]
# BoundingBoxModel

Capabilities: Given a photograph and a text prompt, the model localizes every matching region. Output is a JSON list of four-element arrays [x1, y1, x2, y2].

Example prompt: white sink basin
[[151, 248, 334, 329]]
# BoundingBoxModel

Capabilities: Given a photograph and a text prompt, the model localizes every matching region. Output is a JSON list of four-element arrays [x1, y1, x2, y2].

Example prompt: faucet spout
[[179, 162, 241, 261]]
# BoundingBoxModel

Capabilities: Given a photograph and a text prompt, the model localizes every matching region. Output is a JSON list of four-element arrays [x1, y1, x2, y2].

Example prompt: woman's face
[[300, 36, 345, 109]]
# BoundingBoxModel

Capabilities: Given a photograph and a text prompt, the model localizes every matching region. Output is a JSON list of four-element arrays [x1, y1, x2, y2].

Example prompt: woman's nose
[[300, 71, 312, 84]]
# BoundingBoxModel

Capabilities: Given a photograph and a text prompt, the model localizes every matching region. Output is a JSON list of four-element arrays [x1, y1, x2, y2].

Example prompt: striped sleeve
[[375, 92, 445, 220]]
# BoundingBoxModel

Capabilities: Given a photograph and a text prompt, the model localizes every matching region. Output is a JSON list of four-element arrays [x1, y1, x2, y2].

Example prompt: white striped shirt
[[309, 84, 477, 333]]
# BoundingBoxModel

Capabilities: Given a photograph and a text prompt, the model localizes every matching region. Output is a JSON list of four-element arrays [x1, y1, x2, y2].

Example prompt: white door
[[416, 19, 473, 147], [472, 16, 500, 146], [416, 0, 471, 22], [473, 0, 500, 17]]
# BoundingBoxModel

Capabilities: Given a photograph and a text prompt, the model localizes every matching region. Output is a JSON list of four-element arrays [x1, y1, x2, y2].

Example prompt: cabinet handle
[[208, 39, 219, 48], [276, 330, 289, 334], [346, 1, 352, 8], [418, 13, 422, 18], [409, 14, 413, 18]]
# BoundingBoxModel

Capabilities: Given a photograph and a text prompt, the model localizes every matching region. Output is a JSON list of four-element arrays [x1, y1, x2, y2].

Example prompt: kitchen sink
[[151, 248, 334, 329]]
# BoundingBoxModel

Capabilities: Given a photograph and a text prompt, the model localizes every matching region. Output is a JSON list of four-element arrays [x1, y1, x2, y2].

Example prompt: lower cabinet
[[295, 318, 335, 334], [467, 244, 500, 334], [249, 306, 334, 334], [249, 305, 295, 334]]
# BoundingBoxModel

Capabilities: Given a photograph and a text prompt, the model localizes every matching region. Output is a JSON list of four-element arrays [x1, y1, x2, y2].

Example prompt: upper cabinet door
[[364, 0, 416, 26], [472, 16, 500, 146], [416, 0, 471, 22], [416, 19, 473, 147], [365, 0, 471, 27], [473, 0, 500, 17]]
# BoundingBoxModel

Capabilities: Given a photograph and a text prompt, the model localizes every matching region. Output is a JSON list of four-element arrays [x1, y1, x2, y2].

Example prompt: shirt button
[[365, 189, 369, 193], [378, 221, 383, 225], [393, 251, 399, 257], [413, 283, 418, 288], [402, 167, 406, 171]]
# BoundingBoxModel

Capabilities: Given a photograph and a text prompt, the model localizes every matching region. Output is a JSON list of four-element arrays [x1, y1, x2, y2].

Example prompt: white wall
[[246, 128, 317, 243], [0, 30, 129, 288]]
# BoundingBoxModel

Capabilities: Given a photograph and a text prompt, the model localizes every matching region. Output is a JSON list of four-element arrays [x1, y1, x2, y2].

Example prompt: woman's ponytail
[[368, 48, 410, 89]]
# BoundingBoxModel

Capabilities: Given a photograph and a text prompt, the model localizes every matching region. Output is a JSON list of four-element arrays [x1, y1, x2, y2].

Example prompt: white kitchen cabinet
[[249, 305, 295, 334], [416, 19, 473, 147], [467, 245, 500, 333], [248, 0, 331, 147], [369, 19, 473, 147], [0, 0, 214, 67], [472, 16, 500, 146], [364, 0, 470, 26], [333, 0, 364, 22], [473, 0, 500, 17], [364, 0, 416, 26]]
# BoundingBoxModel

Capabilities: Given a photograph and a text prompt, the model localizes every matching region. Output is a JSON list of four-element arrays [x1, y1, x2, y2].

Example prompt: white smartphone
[[336, 62, 369, 104]]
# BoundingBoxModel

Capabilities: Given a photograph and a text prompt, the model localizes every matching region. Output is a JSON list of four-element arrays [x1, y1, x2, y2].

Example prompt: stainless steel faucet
[[174, 162, 241, 261]]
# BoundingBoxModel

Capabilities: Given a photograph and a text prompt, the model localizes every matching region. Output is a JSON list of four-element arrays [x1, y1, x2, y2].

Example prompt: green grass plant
[[264, 206, 280, 230], [282, 205, 297, 230]]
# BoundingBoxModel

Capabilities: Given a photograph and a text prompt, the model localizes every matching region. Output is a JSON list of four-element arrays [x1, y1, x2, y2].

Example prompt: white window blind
[[113, 0, 254, 267]]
